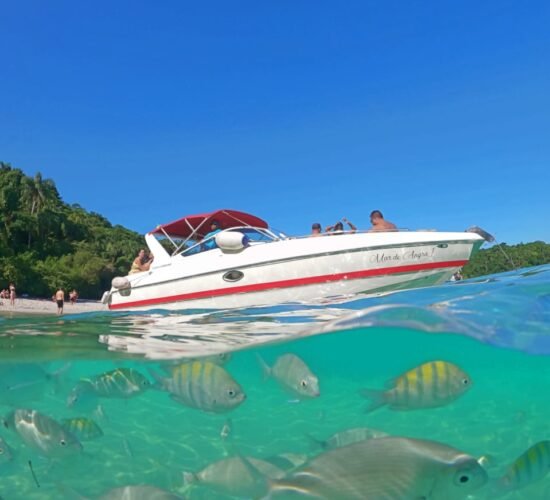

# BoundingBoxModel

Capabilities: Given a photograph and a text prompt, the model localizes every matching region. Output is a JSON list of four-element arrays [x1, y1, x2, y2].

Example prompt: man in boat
[[369, 210, 397, 231], [202, 220, 222, 251], [311, 222, 323, 236]]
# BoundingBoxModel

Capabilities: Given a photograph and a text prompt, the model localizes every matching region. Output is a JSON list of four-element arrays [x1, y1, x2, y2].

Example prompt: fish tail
[[359, 388, 386, 413], [146, 368, 165, 389], [256, 354, 272, 380]]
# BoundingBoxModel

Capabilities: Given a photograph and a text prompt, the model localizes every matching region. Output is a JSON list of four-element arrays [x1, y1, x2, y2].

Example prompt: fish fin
[[305, 433, 327, 451], [359, 388, 386, 413], [256, 354, 272, 380], [147, 368, 165, 389]]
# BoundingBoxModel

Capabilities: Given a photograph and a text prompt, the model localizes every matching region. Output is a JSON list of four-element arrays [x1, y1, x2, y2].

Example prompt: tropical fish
[[258, 353, 320, 398], [267, 436, 488, 499], [496, 440, 550, 493], [151, 361, 245, 413], [99, 485, 184, 499], [2, 409, 82, 458], [85, 368, 151, 398], [0, 436, 14, 465], [360, 360, 471, 412], [184, 455, 284, 498], [309, 426, 389, 450], [61, 417, 103, 441]]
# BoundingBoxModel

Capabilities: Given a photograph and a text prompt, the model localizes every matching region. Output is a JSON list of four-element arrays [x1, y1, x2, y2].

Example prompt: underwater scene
[[0, 265, 549, 499]]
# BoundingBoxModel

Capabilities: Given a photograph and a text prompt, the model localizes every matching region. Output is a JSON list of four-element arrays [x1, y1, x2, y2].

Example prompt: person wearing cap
[[202, 220, 222, 251], [310, 223, 323, 236], [326, 217, 356, 234]]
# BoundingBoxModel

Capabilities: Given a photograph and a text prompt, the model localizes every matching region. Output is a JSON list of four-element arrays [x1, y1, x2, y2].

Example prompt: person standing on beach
[[9, 283, 16, 306], [55, 288, 65, 315]]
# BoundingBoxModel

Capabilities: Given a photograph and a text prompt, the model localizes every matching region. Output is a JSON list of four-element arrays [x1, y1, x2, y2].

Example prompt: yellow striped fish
[[87, 368, 151, 398], [360, 360, 471, 412], [61, 417, 103, 441], [150, 361, 245, 413], [497, 441, 550, 492]]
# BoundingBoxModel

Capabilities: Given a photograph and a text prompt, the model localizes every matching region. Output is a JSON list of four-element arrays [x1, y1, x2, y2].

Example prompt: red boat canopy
[[150, 209, 269, 239]]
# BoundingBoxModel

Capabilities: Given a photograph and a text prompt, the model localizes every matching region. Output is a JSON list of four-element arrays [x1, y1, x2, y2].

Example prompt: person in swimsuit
[[129, 249, 154, 274], [9, 283, 16, 306], [55, 287, 65, 315], [369, 210, 397, 231]]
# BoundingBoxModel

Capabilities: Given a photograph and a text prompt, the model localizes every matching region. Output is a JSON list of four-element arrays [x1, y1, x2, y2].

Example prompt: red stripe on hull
[[109, 260, 467, 310]]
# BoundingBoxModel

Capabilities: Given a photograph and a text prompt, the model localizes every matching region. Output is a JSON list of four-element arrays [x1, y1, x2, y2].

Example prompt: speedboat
[[103, 209, 492, 311]]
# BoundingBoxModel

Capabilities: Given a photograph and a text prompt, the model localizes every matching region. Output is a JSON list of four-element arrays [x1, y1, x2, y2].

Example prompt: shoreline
[[0, 297, 108, 316]]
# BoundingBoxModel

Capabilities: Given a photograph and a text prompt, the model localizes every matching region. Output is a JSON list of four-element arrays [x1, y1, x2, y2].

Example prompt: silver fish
[[258, 354, 320, 398], [267, 436, 488, 499], [361, 360, 471, 412], [3, 409, 82, 458], [184, 455, 284, 498], [151, 361, 245, 413], [310, 427, 389, 450], [99, 485, 184, 499]]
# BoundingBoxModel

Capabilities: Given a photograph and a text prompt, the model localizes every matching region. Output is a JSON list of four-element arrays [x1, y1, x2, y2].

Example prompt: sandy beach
[[0, 297, 108, 316]]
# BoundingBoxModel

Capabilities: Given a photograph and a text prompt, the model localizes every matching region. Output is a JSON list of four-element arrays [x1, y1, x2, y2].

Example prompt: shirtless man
[[129, 249, 154, 274], [55, 288, 65, 315], [369, 210, 397, 231]]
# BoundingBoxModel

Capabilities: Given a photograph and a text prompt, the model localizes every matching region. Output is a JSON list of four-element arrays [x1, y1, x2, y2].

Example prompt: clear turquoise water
[[0, 265, 549, 499]]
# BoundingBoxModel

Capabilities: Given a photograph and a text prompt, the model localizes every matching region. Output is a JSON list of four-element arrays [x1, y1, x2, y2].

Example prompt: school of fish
[[0, 354, 548, 499]]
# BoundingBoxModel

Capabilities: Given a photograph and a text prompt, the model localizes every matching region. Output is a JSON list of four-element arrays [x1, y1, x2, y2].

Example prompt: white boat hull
[[107, 231, 483, 311]]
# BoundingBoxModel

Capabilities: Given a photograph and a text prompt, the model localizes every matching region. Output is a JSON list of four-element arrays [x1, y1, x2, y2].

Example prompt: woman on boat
[[129, 249, 154, 274]]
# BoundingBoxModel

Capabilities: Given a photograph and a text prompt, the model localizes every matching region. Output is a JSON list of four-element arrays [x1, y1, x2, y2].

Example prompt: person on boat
[[326, 218, 356, 234], [369, 210, 397, 231], [129, 249, 154, 274], [202, 220, 222, 251], [311, 222, 323, 236]]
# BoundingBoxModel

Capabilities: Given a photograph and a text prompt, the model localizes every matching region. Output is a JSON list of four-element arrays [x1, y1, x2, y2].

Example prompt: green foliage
[[0, 162, 144, 298], [463, 241, 550, 278]]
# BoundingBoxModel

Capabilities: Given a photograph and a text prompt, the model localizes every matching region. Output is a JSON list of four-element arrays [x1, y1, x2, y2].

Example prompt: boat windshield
[[178, 227, 278, 257]]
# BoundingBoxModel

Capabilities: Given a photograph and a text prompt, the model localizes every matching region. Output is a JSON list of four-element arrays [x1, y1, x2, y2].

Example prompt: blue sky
[[2, 1, 549, 244]]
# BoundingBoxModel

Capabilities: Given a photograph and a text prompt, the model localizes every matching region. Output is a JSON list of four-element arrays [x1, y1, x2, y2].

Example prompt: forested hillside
[[463, 241, 550, 278], [0, 162, 144, 298]]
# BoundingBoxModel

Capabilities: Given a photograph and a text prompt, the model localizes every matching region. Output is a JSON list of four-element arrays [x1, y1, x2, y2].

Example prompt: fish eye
[[462, 378, 469, 385], [227, 389, 236, 398], [301, 380, 308, 387], [60, 439, 66, 446], [0, 448, 4, 454], [454, 470, 472, 486]]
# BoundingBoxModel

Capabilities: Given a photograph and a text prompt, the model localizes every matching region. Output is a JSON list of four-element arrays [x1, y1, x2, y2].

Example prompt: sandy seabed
[[0, 297, 107, 316]]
